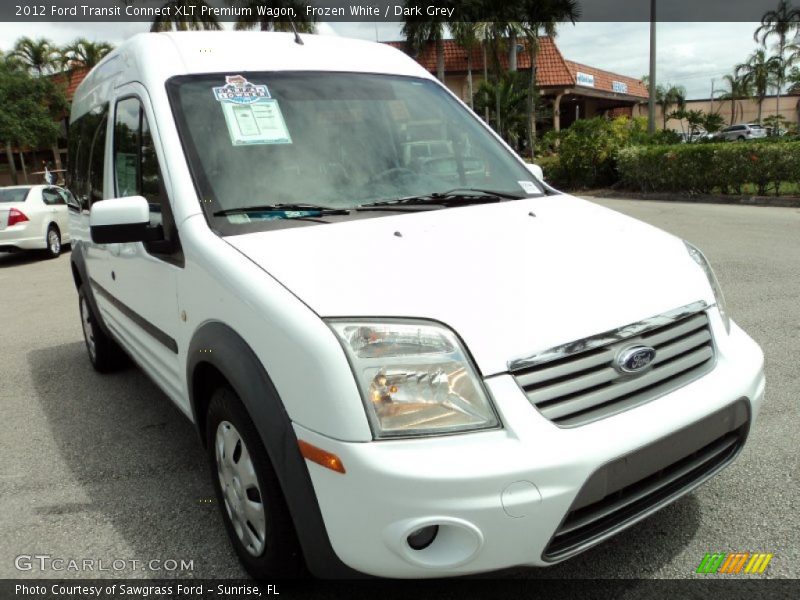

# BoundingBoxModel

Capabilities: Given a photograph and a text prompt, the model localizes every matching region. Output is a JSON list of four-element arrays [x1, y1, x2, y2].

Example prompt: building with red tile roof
[[385, 37, 649, 132]]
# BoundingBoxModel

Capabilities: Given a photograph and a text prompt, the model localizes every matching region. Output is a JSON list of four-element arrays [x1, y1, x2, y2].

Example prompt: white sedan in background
[[0, 185, 74, 258]]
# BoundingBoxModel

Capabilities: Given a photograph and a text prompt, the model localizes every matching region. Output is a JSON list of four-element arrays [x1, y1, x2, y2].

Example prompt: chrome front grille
[[510, 303, 716, 427]]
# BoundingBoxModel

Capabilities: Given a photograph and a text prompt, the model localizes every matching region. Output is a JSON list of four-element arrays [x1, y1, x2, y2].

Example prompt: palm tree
[[517, 0, 580, 157], [149, 1, 221, 31], [402, 19, 447, 82], [736, 49, 780, 123], [787, 65, 800, 93], [754, 0, 800, 117], [450, 22, 479, 108], [473, 71, 530, 149], [58, 39, 114, 71], [655, 83, 686, 129], [228, 1, 315, 32], [717, 73, 751, 125], [11, 37, 57, 76]]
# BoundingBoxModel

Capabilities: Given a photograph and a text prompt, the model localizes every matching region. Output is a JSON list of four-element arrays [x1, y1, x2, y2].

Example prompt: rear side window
[[0, 188, 30, 203], [67, 105, 109, 210], [42, 188, 66, 205]]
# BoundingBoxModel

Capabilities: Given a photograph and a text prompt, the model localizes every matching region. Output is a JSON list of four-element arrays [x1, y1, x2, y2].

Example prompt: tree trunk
[[51, 144, 63, 172], [4, 142, 19, 185], [436, 38, 445, 82], [483, 44, 489, 122], [508, 31, 517, 72], [528, 64, 536, 160], [19, 148, 28, 185], [466, 55, 474, 109], [19, 149, 29, 184], [757, 99, 763, 123], [496, 87, 502, 139]]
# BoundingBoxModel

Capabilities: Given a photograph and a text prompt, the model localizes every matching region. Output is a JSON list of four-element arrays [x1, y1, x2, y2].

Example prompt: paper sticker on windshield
[[213, 75, 271, 104], [518, 180, 538, 194], [214, 76, 292, 146]]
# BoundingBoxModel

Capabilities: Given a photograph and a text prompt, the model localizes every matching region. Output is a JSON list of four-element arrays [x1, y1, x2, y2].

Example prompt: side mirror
[[90, 196, 162, 244], [525, 163, 544, 181]]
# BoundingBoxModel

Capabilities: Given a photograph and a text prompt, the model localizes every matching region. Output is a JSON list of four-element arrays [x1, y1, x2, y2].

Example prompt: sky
[[0, 20, 774, 99]]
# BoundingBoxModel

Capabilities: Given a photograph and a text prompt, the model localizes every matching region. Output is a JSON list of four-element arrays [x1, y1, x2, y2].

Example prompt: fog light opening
[[407, 525, 439, 550]]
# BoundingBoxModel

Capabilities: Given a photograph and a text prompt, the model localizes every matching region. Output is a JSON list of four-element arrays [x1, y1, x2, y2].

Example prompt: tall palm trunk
[[777, 37, 785, 120], [508, 31, 518, 72], [466, 55, 474, 109], [436, 38, 445, 82], [527, 36, 537, 159], [483, 44, 489, 122], [5, 142, 19, 185]]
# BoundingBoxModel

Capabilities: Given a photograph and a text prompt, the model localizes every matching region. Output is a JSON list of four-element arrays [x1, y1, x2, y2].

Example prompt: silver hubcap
[[215, 421, 266, 556], [80, 297, 96, 360], [48, 230, 60, 254]]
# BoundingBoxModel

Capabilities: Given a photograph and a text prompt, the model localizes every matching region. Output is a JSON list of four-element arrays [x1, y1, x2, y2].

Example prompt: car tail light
[[7, 208, 29, 227]]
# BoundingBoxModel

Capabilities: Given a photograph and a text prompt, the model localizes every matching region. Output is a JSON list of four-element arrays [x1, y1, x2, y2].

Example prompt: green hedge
[[617, 142, 800, 196]]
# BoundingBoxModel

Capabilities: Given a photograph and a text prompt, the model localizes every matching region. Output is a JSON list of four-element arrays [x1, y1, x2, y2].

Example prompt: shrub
[[617, 142, 800, 196], [539, 116, 683, 190]]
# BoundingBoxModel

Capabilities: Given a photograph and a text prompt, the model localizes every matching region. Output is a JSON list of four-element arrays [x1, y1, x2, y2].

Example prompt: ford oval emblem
[[616, 345, 656, 373]]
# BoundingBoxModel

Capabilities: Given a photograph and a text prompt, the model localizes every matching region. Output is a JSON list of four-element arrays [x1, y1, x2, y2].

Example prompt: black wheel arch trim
[[187, 321, 366, 579], [70, 242, 112, 339]]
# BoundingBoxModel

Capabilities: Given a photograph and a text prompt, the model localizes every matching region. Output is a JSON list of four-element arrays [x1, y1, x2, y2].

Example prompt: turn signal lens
[[7, 208, 28, 226], [298, 440, 346, 474]]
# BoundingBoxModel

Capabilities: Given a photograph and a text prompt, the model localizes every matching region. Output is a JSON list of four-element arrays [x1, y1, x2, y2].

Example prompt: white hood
[[225, 195, 714, 376]]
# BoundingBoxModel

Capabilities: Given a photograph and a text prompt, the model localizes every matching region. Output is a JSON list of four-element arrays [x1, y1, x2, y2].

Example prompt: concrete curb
[[577, 189, 800, 208]]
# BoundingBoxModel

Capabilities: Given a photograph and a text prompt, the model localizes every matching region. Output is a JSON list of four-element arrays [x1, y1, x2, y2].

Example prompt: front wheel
[[206, 387, 305, 578]]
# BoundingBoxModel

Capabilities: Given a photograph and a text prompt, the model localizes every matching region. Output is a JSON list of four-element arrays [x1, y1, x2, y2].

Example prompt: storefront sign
[[576, 72, 595, 87], [612, 81, 629, 94]]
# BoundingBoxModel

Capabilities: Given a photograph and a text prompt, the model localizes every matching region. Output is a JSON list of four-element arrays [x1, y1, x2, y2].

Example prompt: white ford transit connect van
[[67, 32, 765, 579]]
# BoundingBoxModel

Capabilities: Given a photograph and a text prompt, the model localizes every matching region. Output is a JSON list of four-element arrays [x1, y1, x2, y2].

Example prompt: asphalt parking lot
[[0, 198, 797, 581]]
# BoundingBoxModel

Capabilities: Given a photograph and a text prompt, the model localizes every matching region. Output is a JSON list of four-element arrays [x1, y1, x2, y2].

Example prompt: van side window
[[114, 96, 181, 261], [67, 105, 108, 210], [88, 114, 108, 206], [114, 98, 164, 222]]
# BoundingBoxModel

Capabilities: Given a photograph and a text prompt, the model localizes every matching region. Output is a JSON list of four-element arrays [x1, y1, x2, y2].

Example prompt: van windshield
[[167, 72, 543, 231]]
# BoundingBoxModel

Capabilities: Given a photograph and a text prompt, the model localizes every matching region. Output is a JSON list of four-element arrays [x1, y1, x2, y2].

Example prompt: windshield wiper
[[358, 188, 526, 209], [213, 203, 350, 217]]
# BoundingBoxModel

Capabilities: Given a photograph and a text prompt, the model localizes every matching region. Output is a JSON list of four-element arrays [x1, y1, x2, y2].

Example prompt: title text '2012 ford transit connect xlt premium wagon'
[[67, 32, 765, 579]]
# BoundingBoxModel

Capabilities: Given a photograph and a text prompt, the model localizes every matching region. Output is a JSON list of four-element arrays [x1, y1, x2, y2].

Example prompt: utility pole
[[647, 0, 657, 134], [710, 78, 715, 114]]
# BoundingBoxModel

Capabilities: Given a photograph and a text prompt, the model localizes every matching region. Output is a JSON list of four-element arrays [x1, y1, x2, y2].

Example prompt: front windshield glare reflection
[[169, 72, 542, 223]]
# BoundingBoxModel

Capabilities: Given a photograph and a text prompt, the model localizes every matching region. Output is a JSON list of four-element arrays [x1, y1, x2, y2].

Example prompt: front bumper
[[295, 313, 764, 578]]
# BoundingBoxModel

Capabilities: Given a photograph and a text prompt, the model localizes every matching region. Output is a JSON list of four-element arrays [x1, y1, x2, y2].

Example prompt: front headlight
[[684, 241, 731, 334], [328, 320, 500, 438]]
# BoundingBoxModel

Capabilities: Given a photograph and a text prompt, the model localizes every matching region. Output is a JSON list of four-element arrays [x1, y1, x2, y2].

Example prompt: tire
[[45, 225, 61, 258], [206, 387, 305, 579], [737, 135, 746, 142], [78, 285, 128, 372]]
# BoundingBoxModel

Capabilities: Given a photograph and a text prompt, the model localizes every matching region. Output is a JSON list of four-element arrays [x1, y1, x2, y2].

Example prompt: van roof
[[70, 32, 432, 121]]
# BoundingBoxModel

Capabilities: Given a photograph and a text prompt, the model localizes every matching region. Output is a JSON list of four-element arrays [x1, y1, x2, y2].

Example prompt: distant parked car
[[0, 185, 74, 258], [717, 123, 767, 142], [679, 128, 709, 143]]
